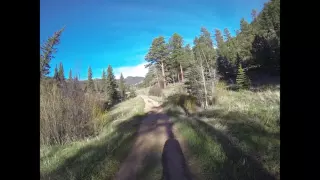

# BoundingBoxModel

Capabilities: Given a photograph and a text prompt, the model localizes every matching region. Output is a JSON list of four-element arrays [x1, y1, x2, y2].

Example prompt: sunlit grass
[[163, 83, 280, 180]]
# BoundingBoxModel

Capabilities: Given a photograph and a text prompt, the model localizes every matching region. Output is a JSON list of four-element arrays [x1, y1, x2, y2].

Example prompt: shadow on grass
[[40, 113, 147, 180], [162, 138, 193, 180], [166, 105, 279, 180]]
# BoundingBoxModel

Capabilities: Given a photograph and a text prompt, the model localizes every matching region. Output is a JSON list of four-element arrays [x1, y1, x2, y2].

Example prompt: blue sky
[[40, 0, 268, 80]]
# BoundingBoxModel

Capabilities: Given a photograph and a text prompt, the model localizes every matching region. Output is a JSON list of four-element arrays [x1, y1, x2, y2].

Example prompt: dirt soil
[[114, 95, 196, 180]]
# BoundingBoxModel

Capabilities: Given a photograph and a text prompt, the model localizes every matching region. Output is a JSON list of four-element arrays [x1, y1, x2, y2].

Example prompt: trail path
[[114, 95, 194, 180]]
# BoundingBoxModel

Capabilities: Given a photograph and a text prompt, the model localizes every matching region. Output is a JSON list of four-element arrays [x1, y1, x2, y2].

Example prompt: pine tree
[[145, 36, 169, 88], [73, 74, 80, 91], [53, 65, 59, 81], [58, 62, 65, 81], [106, 65, 118, 104], [223, 28, 237, 65], [236, 64, 250, 90], [119, 73, 125, 100], [68, 69, 72, 81], [214, 29, 228, 59], [251, 9, 257, 21], [168, 33, 185, 82], [101, 69, 107, 92], [87, 66, 94, 92], [40, 27, 64, 78], [223, 28, 232, 42]]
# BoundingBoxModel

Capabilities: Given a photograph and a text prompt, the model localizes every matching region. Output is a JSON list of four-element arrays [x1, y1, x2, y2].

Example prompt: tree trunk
[[211, 68, 216, 98], [200, 48, 216, 102], [177, 72, 180, 83], [200, 58, 208, 108], [180, 63, 184, 82], [161, 61, 166, 88], [155, 67, 160, 88]]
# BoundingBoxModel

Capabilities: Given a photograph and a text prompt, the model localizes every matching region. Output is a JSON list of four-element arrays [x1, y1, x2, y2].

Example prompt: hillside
[[77, 76, 144, 91], [124, 76, 144, 85]]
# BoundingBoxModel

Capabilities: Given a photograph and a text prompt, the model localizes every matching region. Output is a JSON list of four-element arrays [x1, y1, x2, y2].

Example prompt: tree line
[[142, 0, 279, 107], [40, 30, 135, 107]]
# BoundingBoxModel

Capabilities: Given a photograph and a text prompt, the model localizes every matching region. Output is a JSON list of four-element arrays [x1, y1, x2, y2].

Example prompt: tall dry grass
[[40, 80, 105, 145]]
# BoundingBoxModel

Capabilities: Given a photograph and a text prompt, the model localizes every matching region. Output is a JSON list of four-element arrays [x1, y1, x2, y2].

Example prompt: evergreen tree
[[68, 69, 72, 81], [251, 9, 257, 21], [168, 33, 185, 82], [73, 74, 80, 91], [119, 73, 126, 100], [58, 62, 65, 81], [238, 18, 254, 61], [214, 29, 224, 49], [198, 27, 217, 67], [223, 28, 232, 42], [236, 30, 240, 36], [214, 29, 228, 59], [236, 64, 250, 89], [106, 65, 118, 104], [40, 27, 64, 78], [53, 65, 59, 80], [142, 64, 160, 87], [87, 66, 94, 92], [145, 36, 169, 88], [222, 28, 238, 64], [101, 69, 107, 92]]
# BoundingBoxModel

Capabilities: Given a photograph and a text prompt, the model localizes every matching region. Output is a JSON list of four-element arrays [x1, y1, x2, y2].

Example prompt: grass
[[136, 148, 163, 180], [137, 83, 185, 104], [162, 83, 280, 180], [40, 97, 146, 180]]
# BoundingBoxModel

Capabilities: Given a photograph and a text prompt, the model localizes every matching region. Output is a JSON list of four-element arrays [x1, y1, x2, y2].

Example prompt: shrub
[[165, 94, 198, 115], [183, 95, 197, 114], [148, 86, 163, 97], [40, 80, 105, 145]]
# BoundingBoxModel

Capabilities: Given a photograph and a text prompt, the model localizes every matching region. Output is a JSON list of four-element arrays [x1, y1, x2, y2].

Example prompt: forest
[[141, 0, 279, 108]]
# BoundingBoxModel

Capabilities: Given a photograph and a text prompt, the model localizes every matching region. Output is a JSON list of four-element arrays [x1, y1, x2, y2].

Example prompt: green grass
[[136, 148, 163, 180], [163, 84, 280, 180], [40, 97, 146, 180]]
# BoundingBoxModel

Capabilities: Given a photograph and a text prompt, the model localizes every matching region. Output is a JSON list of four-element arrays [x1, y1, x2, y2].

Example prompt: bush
[[165, 94, 198, 115], [148, 86, 163, 97], [40, 80, 105, 145], [183, 95, 197, 114], [128, 89, 137, 98]]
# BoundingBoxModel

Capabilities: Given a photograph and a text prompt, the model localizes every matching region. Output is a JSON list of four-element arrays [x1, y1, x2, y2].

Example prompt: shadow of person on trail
[[161, 120, 193, 180]]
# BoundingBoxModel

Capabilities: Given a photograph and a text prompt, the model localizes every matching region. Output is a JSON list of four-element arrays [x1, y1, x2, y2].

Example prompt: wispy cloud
[[113, 62, 148, 79]]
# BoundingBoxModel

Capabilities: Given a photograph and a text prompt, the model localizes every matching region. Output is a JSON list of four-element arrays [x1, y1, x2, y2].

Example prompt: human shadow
[[117, 109, 193, 180], [161, 118, 193, 180]]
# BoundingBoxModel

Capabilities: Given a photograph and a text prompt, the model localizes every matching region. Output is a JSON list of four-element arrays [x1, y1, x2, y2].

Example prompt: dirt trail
[[114, 95, 193, 180]]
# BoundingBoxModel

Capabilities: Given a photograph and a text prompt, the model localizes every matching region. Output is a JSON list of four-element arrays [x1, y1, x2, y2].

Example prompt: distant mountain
[[124, 76, 144, 85], [79, 76, 144, 88]]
